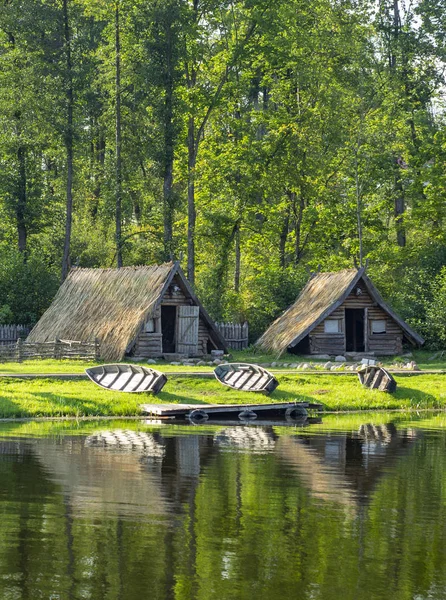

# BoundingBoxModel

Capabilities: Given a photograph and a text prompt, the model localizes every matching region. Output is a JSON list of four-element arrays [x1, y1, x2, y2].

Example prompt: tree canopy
[[0, 0, 445, 344]]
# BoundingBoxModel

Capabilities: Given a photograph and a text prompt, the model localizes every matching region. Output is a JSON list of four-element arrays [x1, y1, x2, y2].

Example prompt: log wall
[[310, 307, 345, 354], [309, 286, 404, 355], [134, 333, 163, 357]]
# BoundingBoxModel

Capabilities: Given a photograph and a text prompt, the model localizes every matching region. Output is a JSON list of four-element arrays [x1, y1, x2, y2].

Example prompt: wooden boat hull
[[214, 363, 279, 394], [358, 366, 396, 393], [86, 364, 167, 394]]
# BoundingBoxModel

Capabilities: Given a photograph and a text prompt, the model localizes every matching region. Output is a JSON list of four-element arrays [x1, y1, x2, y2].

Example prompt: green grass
[[0, 350, 444, 419], [0, 371, 444, 418]]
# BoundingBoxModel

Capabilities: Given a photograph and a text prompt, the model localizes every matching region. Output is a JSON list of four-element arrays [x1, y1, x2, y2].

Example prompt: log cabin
[[256, 268, 424, 356], [27, 262, 227, 361]]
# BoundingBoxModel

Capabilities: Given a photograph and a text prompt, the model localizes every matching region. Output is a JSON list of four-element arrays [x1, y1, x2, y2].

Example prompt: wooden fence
[[0, 325, 30, 345], [0, 339, 100, 362], [216, 322, 249, 350]]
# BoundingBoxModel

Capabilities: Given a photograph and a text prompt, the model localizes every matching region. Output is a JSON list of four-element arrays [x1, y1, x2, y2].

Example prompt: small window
[[371, 320, 386, 334], [324, 319, 340, 334], [145, 319, 155, 333]]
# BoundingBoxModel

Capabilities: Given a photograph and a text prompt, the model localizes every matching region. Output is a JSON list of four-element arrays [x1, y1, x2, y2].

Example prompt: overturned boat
[[86, 364, 167, 394], [214, 363, 279, 394], [358, 365, 396, 393]]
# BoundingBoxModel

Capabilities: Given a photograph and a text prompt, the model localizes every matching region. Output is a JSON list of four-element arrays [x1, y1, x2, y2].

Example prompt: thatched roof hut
[[256, 267, 424, 356], [27, 262, 227, 360]]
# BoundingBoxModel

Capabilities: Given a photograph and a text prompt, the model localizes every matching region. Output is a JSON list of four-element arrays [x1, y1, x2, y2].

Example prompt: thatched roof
[[27, 262, 226, 360], [256, 268, 424, 355]]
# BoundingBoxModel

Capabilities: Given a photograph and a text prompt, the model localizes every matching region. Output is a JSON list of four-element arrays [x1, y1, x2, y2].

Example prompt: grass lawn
[[0, 348, 444, 418], [0, 370, 444, 418]]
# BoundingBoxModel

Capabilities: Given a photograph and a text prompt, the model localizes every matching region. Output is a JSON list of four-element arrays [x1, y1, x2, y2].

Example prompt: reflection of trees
[[0, 426, 444, 599]]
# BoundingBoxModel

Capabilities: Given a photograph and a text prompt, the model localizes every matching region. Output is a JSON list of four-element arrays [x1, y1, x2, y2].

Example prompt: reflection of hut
[[277, 437, 357, 509], [278, 424, 420, 507], [34, 436, 168, 518], [257, 268, 424, 356], [27, 262, 226, 360]]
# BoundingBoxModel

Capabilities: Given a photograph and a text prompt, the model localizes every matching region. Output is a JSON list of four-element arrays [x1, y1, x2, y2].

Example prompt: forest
[[0, 0, 446, 345]]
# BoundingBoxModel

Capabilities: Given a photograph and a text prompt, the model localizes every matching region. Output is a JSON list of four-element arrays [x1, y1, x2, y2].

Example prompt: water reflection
[[0, 417, 443, 599]]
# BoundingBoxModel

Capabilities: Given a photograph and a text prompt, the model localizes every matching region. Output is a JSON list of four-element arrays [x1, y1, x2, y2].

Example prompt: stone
[[311, 354, 331, 360], [282, 363, 289, 368], [335, 355, 346, 362], [407, 361, 420, 371], [132, 357, 145, 362], [361, 358, 376, 366], [146, 359, 157, 364], [213, 359, 222, 365], [323, 362, 333, 370], [260, 363, 271, 368], [196, 360, 205, 366], [271, 362, 278, 368], [170, 361, 181, 366], [289, 363, 298, 368], [207, 361, 214, 366], [211, 350, 224, 358], [302, 363, 311, 370]]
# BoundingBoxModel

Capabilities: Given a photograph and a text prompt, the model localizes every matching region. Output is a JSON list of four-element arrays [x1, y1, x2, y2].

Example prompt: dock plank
[[140, 401, 322, 418]]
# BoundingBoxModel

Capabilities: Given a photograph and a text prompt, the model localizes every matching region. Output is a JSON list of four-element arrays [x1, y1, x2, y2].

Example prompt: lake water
[[0, 413, 445, 600]]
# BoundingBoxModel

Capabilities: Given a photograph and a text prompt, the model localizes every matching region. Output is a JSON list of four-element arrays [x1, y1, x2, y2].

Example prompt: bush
[[0, 250, 59, 324], [426, 267, 446, 349]]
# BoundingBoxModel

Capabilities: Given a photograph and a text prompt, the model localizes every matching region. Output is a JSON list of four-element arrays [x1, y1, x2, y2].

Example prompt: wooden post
[[17, 338, 23, 363], [94, 337, 100, 361], [54, 338, 61, 360]]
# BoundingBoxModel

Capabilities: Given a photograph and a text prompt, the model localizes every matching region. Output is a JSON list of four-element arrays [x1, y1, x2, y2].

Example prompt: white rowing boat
[[358, 365, 396, 393], [214, 363, 279, 394], [85, 364, 167, 394]]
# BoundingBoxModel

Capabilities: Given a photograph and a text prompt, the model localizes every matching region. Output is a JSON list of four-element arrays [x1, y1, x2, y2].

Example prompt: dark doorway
[[345, 309, 365, 352], [161, 306, 176, 353], [289, 335, 310, 355]]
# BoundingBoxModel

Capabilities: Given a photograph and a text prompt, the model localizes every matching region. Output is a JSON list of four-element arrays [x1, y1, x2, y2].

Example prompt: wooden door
[[176, 306, 199, 355]]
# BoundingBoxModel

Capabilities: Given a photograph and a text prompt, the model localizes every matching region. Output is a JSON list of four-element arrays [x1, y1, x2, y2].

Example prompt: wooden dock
[[140, 401, 323, 422]]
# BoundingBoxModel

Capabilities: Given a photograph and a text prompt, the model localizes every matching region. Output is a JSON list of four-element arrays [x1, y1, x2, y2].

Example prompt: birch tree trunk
[[61, 0, 74, 281], [115, 0, 123, 268]]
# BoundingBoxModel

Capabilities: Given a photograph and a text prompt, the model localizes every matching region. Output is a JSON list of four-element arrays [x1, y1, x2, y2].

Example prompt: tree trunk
[[354, 148, 363, 266], [234, 223, 240, 292], [389, 1, 406, 247], [162, 15, 175, 260], [16, 144, 27, 255], [394, 159, 406, 247], [279, 203, 290, 269], [115, 0, 123, 268], [187, 116, 196, 285], [61, 0, 74, 282], [289, 189, 305, 265]]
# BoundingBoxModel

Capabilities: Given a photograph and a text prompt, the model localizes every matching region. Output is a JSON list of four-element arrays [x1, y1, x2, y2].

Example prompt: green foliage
[[0, 305, 14, 324], [426, 266, 446, 348], [0, 0, 445, 344], [0, 250, 59, 324]]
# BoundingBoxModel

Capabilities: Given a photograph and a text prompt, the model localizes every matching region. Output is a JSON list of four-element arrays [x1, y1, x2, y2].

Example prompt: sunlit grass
[[0, 371, 443, 418]]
